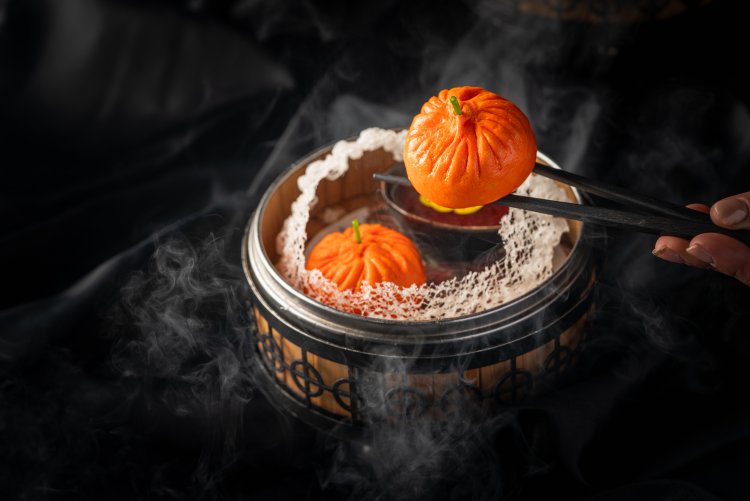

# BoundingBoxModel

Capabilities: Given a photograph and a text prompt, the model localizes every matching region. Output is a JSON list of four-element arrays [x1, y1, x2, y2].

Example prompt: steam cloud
[[98, 2, 750, 500], [110, 233, 257, 479]]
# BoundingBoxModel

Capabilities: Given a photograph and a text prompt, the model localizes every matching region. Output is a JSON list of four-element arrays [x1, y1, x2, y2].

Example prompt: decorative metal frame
[[250, 286, 591, 434]]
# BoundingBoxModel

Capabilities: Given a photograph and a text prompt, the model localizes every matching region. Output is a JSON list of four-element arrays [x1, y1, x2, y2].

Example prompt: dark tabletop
[[1, 1, 749, 500]]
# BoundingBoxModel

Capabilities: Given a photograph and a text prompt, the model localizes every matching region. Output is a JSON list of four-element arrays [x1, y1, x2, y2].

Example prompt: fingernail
[[686, 244, 714, 266], [652, 246, 684, 264], [712, 198, 748, 226]]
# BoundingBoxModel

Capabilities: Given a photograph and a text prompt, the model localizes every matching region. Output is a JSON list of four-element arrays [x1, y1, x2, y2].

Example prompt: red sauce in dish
[[394, 185, 509, 227]]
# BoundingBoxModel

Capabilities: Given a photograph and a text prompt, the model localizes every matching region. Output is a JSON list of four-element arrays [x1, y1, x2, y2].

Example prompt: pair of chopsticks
[[373, 163, 750, 246]]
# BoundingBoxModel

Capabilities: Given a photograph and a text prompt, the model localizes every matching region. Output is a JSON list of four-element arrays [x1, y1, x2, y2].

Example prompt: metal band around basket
[[247, 261, 596, 372]]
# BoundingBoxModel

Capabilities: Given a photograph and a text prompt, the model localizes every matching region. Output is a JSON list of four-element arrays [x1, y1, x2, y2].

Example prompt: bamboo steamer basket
[[242, 136, 595, 437]]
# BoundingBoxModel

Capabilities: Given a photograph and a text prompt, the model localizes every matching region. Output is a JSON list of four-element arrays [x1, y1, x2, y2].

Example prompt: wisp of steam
[[101, 2, 750, 500]]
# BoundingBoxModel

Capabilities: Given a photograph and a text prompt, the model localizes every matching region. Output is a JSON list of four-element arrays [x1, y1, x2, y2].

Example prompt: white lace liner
[[275, 128, 570, 320]]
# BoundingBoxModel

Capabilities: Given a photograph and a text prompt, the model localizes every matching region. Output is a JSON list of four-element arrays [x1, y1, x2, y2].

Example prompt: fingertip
[[653, 236, 670, 254], [653, 236, 713, 268], [652, 236, 691, 265], [685, 242, 715, 267], [689, 233, 750, 285], [652, 245, 685, 264], [686, 203, 710, 214], [653, 236, 689, 251]]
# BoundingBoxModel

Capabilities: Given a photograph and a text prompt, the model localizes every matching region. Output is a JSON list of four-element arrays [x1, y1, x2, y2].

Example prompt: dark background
[[2, 0, 750, 499]]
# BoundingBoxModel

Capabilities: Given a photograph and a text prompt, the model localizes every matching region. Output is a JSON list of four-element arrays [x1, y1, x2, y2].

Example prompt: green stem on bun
[[352, 219, 362, 244], [449, 96, 462, 116]]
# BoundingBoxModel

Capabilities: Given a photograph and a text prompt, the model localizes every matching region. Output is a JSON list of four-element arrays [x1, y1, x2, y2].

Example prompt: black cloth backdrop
[[2, 1, 750, 500]]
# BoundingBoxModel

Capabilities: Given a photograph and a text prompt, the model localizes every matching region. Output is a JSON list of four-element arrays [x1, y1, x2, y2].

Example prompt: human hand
[[652, 192, 750, 285]]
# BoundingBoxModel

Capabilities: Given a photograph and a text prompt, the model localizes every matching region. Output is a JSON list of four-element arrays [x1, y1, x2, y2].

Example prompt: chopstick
[[374, 173, 414, 187], [500, 194, 750, 245], [532, 163, 707, 222], [372, 172, 750, 246]]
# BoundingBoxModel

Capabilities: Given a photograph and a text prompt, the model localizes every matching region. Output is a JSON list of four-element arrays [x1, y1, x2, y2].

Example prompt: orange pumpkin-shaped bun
[[404, 86, 537, 208], [306, 222, 426, 293]]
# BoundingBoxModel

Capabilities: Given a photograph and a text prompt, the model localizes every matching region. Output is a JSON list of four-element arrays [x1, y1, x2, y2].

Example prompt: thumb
[[710, 192, 750, 230]]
